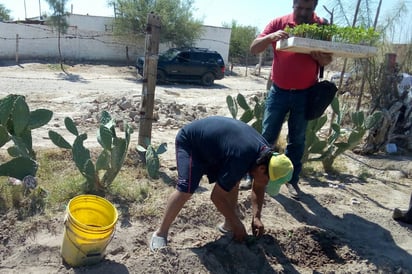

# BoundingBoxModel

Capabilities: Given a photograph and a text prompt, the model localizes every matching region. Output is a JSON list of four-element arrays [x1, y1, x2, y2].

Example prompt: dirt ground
[[0, 62, 411, 274]]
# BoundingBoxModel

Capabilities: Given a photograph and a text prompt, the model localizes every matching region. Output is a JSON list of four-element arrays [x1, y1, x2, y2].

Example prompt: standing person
[[149, 116, 294, 251], [250, 0, 333, 199]]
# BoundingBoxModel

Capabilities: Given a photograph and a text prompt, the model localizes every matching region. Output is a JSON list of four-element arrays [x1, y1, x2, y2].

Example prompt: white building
[[0, 14, 231, 65]]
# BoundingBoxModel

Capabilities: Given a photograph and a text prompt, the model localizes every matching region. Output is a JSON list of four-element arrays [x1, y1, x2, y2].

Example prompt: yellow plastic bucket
[[61, 194, 118, 267]]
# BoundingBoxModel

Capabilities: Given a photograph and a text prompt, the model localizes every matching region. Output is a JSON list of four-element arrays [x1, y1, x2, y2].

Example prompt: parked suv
[[136, 47, 225, 86]]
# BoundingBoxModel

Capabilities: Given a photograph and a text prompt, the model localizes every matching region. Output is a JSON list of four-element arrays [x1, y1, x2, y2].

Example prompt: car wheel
[[157, 70, 166, 84], [201, 72, 215, 86]]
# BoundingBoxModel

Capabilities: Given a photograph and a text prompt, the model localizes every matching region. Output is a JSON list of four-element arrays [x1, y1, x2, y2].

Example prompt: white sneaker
[[239, 177, 252, 190], [149, 233, 167, 251], [286, 183, 300, 199]]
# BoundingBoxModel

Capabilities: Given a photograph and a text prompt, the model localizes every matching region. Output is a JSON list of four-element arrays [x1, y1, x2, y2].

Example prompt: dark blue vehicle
[[136, 47, 225, 86]]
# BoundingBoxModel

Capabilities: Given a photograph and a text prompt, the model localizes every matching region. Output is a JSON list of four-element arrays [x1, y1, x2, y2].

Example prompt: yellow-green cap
[[266, 153, 294, 196]]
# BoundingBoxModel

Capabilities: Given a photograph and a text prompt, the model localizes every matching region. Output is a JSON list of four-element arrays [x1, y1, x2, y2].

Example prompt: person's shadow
[[70, 260, 129, 274], [274, 192, 412, 272]]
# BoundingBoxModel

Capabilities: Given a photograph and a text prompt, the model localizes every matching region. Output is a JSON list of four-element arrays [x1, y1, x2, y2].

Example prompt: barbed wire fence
[[0, 22, 144, 64]]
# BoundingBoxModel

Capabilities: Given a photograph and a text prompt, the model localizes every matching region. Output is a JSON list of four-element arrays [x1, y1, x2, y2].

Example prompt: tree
[[0, 4, 11, 21], [224, 20, 259, 65], [324, 0, 412, 154], [325, 0, 410, 43], [45, 0, 70, 73], [109, 0, 203, 47]]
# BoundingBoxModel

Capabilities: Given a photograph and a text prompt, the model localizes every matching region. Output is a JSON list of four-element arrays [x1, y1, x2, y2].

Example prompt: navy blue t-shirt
[[176, 116, 270, 192]]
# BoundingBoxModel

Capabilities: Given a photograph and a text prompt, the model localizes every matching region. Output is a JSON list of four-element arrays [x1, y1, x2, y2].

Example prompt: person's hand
[[310, 51, 333, 66], [268, 30, 289, 42], [231, 219, 248, 242], [251, 217, 265, 237]]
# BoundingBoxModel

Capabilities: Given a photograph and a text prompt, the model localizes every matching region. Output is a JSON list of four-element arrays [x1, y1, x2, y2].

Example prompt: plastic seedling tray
[[276, 37, 377, 58]]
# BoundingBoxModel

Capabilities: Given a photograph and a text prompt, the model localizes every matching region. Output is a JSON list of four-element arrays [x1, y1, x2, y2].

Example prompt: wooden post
[[356, 60, 367, 111], [138, 12, 161, 147], [257, 53, 262, 76], [16, 34, 19, 64], [380, 53, 398, 107], [328, 0, 361, 135], [356, 0, 382, 111]]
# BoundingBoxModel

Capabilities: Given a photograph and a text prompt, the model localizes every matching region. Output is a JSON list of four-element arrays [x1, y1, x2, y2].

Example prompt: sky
[[1, 0, 410, 40]]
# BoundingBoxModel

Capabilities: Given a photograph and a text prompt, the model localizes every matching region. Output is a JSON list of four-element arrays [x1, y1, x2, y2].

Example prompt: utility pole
[[138, 12, 161, 147], [24, 0, 27, 19], [39, 0, 42, 19]]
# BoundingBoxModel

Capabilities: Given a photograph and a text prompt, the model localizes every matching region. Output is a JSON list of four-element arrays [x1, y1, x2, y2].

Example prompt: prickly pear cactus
[[303, 95, 383, 172], [0, 94, 53, 179], [137, 140, 167, 179], [226, 93, 266, 133], [48, 111, 132, 195], [146, 145, 160, 179], [226, 95, 238, 119]]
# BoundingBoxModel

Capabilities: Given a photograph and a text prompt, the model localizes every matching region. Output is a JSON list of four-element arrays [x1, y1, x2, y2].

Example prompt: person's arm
[[250, 174, 267, 237], [310, 51, 333, 67], [250, 30, 289, 55]]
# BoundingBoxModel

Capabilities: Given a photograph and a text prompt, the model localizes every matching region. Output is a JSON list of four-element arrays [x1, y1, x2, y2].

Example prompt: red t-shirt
[[258, 13, 324, 89]]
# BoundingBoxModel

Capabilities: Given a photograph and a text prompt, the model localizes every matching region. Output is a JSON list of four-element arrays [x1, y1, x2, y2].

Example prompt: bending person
[[150, 116, 293, 251]]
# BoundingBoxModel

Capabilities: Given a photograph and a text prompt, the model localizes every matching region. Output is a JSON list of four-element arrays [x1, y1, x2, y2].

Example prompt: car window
[[215, 57, 224, 66], [191, 52, 205, 64], [208, 53, 224, 65], [160, 49, 179, 61], [177, 52, 190, 63], [207, 57, 216, 63]]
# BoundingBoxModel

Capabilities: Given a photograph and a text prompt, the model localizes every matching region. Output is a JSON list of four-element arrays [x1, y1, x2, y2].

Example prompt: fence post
[[16, 34, 19, 64], [138, 12, 161, 147], [380, 53, 398, 107]]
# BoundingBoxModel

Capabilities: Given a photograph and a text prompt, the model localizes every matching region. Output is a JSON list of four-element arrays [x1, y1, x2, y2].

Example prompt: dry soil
[[0, 62, 411, 274]]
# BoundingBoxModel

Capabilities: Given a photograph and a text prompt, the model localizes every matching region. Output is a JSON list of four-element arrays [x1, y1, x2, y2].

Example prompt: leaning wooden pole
[[138, 12, 161, 148], [329, 0, 362, 134], [356, 0, 382, 111], [338, 0, 361, 90]]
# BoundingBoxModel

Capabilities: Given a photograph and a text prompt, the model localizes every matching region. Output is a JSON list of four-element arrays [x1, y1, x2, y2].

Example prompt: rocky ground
[[0, 62, 411, 274]]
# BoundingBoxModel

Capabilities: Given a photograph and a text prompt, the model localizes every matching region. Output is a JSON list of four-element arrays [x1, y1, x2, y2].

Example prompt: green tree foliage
[[325, 0, 410, 43], [0, 4, 11, 21], [45, 0, 70, 72], [223, 20, 259, 63], [45, 0, 69, 33], [109, 0, 204, 47]]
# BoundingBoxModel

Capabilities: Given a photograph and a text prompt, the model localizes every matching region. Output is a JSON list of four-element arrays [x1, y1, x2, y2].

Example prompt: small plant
[[48, 111, 132, 195], [136, 139, 167, 179], [285, 24, 380, 44], [358, 168, 371, 182], [0, 176, 48, 219]]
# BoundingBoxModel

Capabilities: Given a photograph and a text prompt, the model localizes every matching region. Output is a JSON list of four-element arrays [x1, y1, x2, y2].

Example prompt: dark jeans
[[262, 84, 309, 185]]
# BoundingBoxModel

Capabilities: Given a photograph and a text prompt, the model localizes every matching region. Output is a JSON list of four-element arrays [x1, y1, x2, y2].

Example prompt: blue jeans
[[262, 84, 309, 185]]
